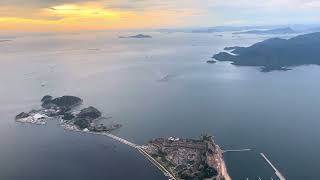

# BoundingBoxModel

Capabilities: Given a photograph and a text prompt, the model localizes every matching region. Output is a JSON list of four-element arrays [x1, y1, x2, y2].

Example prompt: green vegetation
[[178, 164, 217, 180], [62, 113, 75, 120], [73, 118, 91, 129], [198, 164, 218, 179]]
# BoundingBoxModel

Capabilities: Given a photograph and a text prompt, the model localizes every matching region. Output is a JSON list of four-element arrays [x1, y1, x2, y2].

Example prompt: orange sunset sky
[[0, 0, 319, 32]]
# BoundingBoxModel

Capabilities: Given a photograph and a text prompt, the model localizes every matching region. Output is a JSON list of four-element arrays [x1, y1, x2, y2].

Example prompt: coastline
[[216, 145, 232, 180], [220, 157, 232, 180]]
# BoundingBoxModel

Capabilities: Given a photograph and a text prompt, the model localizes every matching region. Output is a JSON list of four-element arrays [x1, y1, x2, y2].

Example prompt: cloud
[[0, 0, 320, 32], [208, 0, 320, 9], [0, 1, 203, 32], [304, 0, 320, 7]]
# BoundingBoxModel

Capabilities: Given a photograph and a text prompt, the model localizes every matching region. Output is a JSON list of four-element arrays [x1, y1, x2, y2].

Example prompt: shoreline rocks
[[15, 112, 29, 120]]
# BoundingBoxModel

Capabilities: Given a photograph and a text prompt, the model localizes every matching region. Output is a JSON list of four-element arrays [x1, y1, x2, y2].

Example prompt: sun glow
[[51, 5, 79, 11], [0, 2, 188, 32], [48, 4, 119, 18]]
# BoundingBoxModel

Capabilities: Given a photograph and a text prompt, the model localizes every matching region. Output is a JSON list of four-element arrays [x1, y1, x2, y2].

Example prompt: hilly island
[[213, 32, 320, 72]]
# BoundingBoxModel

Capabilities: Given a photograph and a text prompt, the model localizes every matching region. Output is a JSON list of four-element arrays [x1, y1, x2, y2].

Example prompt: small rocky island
[[15, 95, 122, 132], [142, 135, 231, 180], [119, 34, 152, 39], [206, 60, 216, 64], [212, 32, 320, 72]]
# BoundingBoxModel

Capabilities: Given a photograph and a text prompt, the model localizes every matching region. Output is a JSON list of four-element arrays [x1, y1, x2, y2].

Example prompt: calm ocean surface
[[0, 31, 319, 180]]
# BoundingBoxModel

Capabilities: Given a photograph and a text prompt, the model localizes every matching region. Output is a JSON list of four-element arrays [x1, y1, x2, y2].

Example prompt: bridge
[[138, 146, 177, 180], [85, 131, 176, 180], [104, 133, 138, 149]]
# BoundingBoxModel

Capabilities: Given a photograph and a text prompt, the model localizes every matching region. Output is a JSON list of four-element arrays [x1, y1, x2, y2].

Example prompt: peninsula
[[212, 32, 320, 72], [142, 135, 231, 180]]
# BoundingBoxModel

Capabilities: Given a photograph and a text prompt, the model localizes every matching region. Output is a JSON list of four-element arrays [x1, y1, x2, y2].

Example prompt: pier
[[223, 149, 251, 153], [260, 153, 286, 180]]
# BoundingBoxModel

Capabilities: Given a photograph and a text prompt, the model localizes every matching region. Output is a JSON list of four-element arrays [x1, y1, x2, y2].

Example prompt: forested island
[[15, 95, 122, 132], [212, 32, 320, 72]]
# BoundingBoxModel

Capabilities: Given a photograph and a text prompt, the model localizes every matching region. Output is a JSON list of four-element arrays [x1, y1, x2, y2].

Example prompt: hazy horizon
[[1, 0, 320, 33]]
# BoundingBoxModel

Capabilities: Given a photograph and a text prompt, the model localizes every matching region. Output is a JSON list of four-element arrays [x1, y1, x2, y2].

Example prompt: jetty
[[223, 149, 251, 153], [260, 153, 286, 180]]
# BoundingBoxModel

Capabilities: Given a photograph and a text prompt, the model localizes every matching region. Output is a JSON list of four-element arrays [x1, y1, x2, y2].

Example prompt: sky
[[0, 0, 320, 32]]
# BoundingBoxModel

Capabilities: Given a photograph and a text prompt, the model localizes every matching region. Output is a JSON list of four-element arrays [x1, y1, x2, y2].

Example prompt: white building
[[168, 137, 180, 141], [33, 114, 48, 120]]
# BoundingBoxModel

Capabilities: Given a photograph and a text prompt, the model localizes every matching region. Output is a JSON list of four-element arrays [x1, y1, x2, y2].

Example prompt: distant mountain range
[[0, 40, 11, 43], [309, 27, 320, 33], [157, 26, 279, 33], [191, 26, 274, 33], [212, 32, 320, 72], [157, 25, 320, 34], [233, 27, 296, 35]]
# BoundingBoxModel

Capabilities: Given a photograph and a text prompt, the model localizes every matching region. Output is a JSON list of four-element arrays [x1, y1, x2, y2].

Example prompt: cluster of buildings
[[143, 136, 223, 179], [61, 122, 79, 131]]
